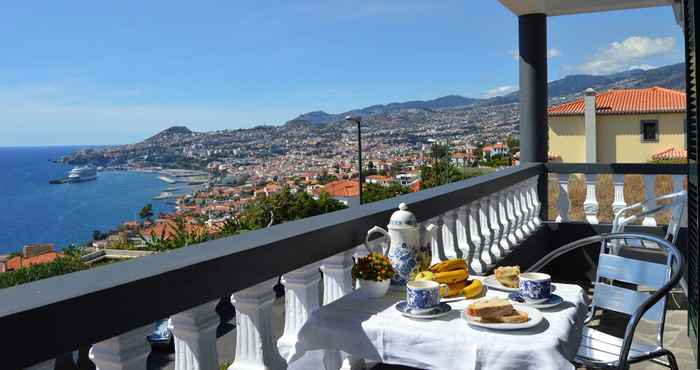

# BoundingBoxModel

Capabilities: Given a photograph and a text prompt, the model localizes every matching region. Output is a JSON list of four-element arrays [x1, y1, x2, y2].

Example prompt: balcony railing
[[2, 162, 687, 370]]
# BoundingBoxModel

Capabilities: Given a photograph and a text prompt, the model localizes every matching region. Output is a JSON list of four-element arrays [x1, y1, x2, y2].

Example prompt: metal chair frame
[[527, 233, 684, 370], [611, 191, 687, 245]]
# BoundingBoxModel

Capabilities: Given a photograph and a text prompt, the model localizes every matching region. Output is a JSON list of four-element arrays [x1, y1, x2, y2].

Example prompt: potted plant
[[352, 252, 395, 298]]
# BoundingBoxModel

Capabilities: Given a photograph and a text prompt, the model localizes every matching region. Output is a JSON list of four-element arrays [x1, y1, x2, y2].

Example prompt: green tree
[[420, 161, 466, 189], [362, 183, 412, 203], [0, 256, 88, 289], [240, 188, 347, 229], [139, 204, 154, 222]]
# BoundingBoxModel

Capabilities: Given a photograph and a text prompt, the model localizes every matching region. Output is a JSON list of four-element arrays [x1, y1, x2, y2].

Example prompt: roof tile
[[548, 87, 686, 116]]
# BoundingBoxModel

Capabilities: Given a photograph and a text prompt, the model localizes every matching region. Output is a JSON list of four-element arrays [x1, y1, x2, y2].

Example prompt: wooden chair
[[527, 233, 684, 370]]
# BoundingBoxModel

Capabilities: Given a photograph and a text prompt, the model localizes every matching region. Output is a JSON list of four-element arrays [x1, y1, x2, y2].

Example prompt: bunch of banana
[[412, 258, 482, 298]]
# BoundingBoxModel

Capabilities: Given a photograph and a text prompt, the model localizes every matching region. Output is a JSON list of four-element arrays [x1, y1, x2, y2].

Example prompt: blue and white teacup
[[519, 272, 551, 304], [406, 280, 449, 313]]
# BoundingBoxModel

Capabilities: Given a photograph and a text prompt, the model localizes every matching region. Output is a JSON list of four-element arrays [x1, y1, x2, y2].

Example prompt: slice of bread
[[466, 298, 514, 318], [479, 309, 529, 324], [494, 266, 520, 288]]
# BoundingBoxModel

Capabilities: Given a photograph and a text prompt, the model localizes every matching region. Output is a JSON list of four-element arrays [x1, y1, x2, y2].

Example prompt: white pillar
[[454, 205, 471, 262], [478, 197, 495, 269], [583, 174, 599, 224], [171, 300, 220, 370], [497, 191, 513, 252], [25, 359, 55, 370], [504, 188, 519, 246], [320, 250, 354, 305], [555, 174, 570, 222], [89, 326, 152, 370], [584, 88, 597, 163], [277, 263, 321, 359], [611, 174, 627, 217], [441, 210, 460, 260], [518, 182, 533, 235], [230, 278, 285, 370], [642, 175, 657, 227], [468, 201, 486, 275]]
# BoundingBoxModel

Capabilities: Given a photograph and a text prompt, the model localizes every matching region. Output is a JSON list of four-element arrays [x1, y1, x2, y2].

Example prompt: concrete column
[[171, 301, 220, 370], [518, 13, 548, 220], [584, 88, 597, 163]]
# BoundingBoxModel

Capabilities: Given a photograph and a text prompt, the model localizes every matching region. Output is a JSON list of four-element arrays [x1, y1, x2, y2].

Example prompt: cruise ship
[[67, 166, 98, 182]]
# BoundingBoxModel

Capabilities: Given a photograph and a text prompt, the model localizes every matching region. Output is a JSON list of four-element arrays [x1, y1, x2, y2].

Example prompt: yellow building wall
[[548, 113, 685, 163], [548, 115, 586, 162]]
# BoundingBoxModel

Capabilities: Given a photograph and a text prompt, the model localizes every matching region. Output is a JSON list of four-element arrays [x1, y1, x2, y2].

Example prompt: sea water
[[0, 146, 177, 254]]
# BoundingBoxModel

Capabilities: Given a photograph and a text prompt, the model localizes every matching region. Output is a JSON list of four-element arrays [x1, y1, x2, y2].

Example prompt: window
[[640, 120, 658, 142]]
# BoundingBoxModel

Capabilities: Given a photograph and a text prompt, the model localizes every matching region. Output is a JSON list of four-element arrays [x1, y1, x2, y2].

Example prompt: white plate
[[508, 293, 564, 309], [461, 305, 544, 330], [483, 275, 519, 292], [441, 284, 488, 302]]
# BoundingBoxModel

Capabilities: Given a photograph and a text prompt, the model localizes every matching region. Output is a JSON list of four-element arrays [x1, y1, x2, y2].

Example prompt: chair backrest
[[611, 191, 687, 245], [591, 237, 674, 347]]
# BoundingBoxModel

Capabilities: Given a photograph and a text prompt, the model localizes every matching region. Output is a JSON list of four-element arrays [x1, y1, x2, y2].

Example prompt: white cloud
[[510, 48, 561, 60], [484, 85, 517, 98], [576, 36, 675, 75]]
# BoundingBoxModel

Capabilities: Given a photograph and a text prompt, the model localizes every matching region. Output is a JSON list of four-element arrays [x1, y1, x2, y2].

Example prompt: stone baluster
[[509, 186, 525, 242], [642, 175, 657, 226], [171, 301, 220, 370], [583, 174, 599, 224], [672, 175, 688, 226], [277, 263, 321, 359], [495, 191, 513, 252], [430, 216, 445, 265], [467, 201, 486, 275], [611, 174, 627, 217], [555, 174, 570, 222], [422, 217, 442, 265], [477, 197, 495, 270], [504, 187, 519, 246], [320, 250, 354, 305], [230, 278, 286, 370], [529, 177, 542, 227], [487, 194, 505, 259], [89, 326, 152, 370], [517, 182, 533, 235], [441, 210, 460, 260], [455, 206, 472, 264], [25, 359, 56, 370]]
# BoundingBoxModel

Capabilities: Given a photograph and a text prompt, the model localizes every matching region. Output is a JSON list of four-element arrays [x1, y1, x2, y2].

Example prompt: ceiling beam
[[498, 0, 672, 16]]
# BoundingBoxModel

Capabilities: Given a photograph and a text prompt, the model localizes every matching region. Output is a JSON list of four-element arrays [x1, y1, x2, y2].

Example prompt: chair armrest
[[526, 234, 604, 273]]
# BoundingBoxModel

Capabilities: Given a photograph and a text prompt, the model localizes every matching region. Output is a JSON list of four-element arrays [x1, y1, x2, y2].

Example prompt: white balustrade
[[423, 217, 442, 265], [529, 177, 542, 227], [477, 198, 495, 270], [320, 250, 354, 305], [642, 175, 657, 226], [504, 187, 519, 246], [583, 174, 599, 224], [467, 201, 486, 274], [497, 191, 513, 252], [171, 301, 220, 370], [25, 359, 55, 370], [555, 174, 570, 222], [517, 182, 533, 235], [277, 263, 321, 359], [610, 174, 627, 217], [487, 194, 505, 259], [441, 210, 460, 260], [230, 278, 286, 370], [89, 326, 152, 370], [455, 206, 472, 265], [509, 185, 525, 242]]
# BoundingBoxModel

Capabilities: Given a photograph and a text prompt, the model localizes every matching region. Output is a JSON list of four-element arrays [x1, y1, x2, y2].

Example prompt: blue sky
[[0, 1, 684, 146]]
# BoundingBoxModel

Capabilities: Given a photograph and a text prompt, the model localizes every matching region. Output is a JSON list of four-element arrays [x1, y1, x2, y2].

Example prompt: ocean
[[0, 146, 178, 254]]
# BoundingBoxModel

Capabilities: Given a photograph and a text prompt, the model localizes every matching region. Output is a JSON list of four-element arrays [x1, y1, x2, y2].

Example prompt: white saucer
[[483, 275, 519, 292], [508, 293, 564, 309], [462, 305, 544, 330], [395, 301, 452, 319]]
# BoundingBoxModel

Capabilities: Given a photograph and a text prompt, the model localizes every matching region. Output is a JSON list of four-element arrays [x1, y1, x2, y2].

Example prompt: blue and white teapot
[[364, 203, 437, 286]]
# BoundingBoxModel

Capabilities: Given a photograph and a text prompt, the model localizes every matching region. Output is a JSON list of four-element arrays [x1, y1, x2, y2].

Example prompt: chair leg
[[666, 352, 679, 370]]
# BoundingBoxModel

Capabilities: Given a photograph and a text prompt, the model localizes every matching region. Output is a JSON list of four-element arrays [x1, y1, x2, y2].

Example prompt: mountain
[[289, 63, 685, 125], [143, 126, 196, 145]]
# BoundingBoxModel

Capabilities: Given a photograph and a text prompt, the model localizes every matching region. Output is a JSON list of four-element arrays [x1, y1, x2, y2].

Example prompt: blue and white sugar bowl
[[364, 203, 436, 286], [519, 272, 552, 303]]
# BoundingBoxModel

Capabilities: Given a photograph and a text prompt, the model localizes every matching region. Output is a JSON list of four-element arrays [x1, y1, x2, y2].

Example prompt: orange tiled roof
[[5, 251, 63, 270], [652, 147, 687, 161], [548, 87, 686, 116], [323, 180, 359, 198]]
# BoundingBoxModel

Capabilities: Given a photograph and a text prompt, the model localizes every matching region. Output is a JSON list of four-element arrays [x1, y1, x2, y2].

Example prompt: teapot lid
[[388, 203, 418, 229]]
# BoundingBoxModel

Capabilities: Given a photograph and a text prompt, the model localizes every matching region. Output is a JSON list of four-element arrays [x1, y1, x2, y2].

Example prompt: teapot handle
[[364, 226, 390, 256]]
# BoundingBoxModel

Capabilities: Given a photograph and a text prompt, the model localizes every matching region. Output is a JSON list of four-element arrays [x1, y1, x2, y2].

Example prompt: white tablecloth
[[287, 281, 588, 370]]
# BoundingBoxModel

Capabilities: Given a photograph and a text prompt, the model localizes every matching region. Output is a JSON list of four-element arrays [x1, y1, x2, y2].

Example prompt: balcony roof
[[498, 0, 673, 16]]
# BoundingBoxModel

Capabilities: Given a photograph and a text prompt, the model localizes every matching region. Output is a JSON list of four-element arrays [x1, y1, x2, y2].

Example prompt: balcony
[[1, 162, 693, 369]]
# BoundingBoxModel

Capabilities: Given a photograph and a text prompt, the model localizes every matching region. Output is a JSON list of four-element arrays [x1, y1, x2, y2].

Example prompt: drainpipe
[[584, 88, 597, 163]]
